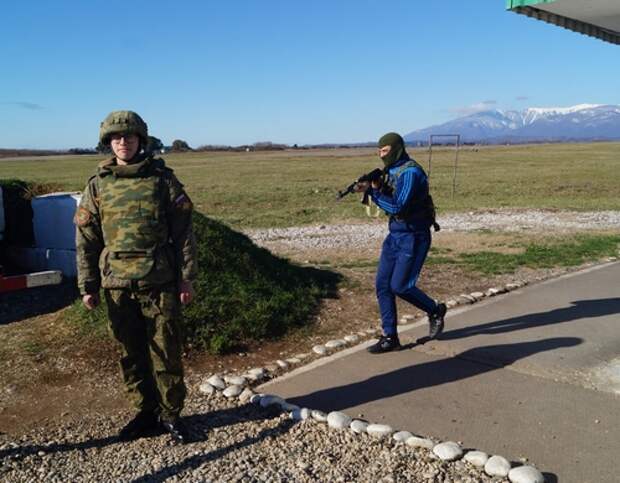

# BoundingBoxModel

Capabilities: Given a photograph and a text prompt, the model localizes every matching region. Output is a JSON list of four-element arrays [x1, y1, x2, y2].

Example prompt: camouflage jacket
[[75, 155, 198, 295]]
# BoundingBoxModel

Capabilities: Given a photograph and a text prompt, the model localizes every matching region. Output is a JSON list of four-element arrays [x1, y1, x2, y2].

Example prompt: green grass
[[2, 142, 620, 228], [427, 234, 620, 275], [64, 213, 341, 354], [21, 339, 45, 356]]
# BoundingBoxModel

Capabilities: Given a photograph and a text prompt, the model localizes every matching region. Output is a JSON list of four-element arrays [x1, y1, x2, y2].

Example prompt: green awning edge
[[509, 6, 620, 45], [506, 0, 555, 9]]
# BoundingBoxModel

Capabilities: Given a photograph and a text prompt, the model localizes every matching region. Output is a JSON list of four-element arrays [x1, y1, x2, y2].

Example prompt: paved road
[[260, 262, 620, 483]]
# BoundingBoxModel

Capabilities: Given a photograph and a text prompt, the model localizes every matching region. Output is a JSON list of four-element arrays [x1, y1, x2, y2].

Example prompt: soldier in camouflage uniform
[[75, 111, 197, 444]]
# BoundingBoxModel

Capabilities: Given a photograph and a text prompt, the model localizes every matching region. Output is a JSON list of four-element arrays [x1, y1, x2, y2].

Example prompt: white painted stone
[[325, 339, 346, 349], [486, 287, 501, 296], [344, 334, 359, 343], [350, 420, 369, 434], [285, 357, 301, 364], [401, 314, 416, 321], [392, 431, 413, 443], [222, 385, 243, 398], [275, 359, 289, 369], [294, 353, 310, 360], [198, 382, 215, 395], [506, 283, 520, 291], [207, 375, 226, 390], [248, 367, 266, 377], [508, 465, 545, 483], [259, 395, 284, 408], [366, 424, 394, 438], [485, 455, 511, 477], [357, 331, 367, 337], [433, 441, 463, 461], [446, 300, 458, 309], [327, 411, 352, 429], [464, 450, 489, 467], [290, 408, 311, 421], [313, 345, 328, 355], [470, 291, 485, 300], [238, 388, 254, 404], [406, 436, 434, 449], [265, 365, 280, 373], [311, 410, 328, 422], [280, 401, 300, 412], [458, 294, 475, 304], [365, 328, 377, 334], [224, 375, 247, 386]]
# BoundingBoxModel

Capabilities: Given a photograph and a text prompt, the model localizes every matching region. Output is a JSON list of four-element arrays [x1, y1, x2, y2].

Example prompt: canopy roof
[[507, 0, 620, 45]]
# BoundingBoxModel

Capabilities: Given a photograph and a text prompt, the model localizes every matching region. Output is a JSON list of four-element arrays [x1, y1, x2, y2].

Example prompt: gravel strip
[[0, 389, 510, 482], [244, 209, 620, 251]]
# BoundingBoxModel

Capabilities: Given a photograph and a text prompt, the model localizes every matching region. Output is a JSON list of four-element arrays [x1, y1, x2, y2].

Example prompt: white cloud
[[1, 101, 44, 110], [449, 100, 497, 116]]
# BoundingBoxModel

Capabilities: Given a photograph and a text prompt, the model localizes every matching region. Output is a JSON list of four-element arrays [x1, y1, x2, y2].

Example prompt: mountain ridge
[[404, 104, 620, 144]]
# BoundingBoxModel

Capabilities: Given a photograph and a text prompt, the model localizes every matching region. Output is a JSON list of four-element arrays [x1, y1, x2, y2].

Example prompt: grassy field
[[1, 142, 619, 229]]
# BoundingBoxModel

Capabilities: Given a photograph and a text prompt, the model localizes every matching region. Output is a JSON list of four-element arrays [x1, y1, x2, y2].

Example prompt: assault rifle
[[336, 168, 384, 205]]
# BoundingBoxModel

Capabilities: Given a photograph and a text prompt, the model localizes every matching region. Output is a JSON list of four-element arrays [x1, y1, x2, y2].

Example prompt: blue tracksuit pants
[[376, 229, 437, 336]]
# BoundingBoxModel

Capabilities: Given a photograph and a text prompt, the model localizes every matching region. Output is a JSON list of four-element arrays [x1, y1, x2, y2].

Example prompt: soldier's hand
[[179, 280, 194, 305], [371, 178, 382, 189], [354, 181, 370, 193], [82, 293, 100, 310]]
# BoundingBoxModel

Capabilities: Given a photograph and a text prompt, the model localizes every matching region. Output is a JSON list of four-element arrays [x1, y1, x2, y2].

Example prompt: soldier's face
[[110, 133, 140, 163], [378, 145, 391, 159]]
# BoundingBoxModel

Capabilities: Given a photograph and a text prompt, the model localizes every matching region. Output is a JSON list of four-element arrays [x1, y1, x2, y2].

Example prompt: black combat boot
[[428, 303, 447, 340], [367, 334, 401, 354], [161, 416, 189, 445], [118, 410, 160, 441]]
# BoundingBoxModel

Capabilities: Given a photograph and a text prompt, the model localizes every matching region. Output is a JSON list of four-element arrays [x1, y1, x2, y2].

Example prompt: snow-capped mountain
[[404, 104, 620, 144]]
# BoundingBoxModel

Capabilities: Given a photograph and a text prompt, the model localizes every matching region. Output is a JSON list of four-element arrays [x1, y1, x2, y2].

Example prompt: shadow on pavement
[[542, 472, 558, 483], [288, 337, 582, 412], [439, 298, 620, 341]]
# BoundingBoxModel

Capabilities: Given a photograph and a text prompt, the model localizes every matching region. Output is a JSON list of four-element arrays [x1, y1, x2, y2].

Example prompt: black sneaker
[[367, 335, 401, 354], [161, 417, 189, 445], [118, 411, 160, 442], [428, 303, 447, 340]]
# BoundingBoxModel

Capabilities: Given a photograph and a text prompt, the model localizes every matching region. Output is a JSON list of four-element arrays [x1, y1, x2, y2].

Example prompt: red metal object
[[0, 270, 62, 293], [0, 274, 28, 292]]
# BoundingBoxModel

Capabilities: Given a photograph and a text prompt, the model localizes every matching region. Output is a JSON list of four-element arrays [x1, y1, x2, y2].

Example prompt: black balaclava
[[378, 132, 408, 168]]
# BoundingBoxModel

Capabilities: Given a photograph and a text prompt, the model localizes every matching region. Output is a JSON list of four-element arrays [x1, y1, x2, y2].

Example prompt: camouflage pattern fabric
[[75, 155, 197, 294], [75, 154, 197, 418], [99, 173, 169, 280], [99, 110, 148, 146], [105, 286, 186, 418]]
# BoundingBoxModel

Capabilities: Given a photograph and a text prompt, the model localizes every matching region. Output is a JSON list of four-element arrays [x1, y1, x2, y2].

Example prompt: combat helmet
[[99, 110, 148, 146]]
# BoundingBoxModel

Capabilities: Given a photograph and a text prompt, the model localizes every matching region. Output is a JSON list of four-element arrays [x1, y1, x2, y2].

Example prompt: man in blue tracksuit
[[358, 132, 446, 353]]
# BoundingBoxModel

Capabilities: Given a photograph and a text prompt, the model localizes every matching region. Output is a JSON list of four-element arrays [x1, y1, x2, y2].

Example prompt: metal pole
[[452, 134, 460, 198], [427, 135, 433, 177], [427, 134, 460, 197]]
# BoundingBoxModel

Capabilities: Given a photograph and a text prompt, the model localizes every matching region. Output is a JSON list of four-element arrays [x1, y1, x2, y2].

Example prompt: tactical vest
[[385, 159, 437, 227], [98, 168, 170, 281]]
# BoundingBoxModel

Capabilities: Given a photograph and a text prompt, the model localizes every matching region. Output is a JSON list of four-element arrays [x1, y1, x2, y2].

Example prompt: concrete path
[[260, 262, 620, 483]]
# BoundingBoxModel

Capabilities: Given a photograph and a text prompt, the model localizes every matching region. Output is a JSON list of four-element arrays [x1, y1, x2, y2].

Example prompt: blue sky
[[1, 0, 618, 149]]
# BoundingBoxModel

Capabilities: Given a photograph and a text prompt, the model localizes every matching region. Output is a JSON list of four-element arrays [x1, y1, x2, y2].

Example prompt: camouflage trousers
[[104, 286, 186, 419]]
